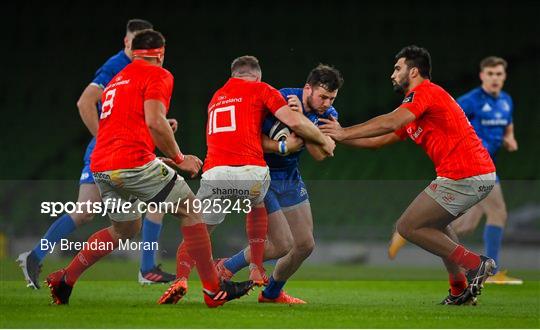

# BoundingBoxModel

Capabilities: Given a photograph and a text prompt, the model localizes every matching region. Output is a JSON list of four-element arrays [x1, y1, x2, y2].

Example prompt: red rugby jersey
[[91, 60, 173, 172], [395, 80, 495, 180], [203, 78, 287, 172]]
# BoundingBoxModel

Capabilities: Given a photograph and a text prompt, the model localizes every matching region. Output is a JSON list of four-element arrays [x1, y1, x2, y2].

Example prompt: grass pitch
[[1, 259, 539, 328]]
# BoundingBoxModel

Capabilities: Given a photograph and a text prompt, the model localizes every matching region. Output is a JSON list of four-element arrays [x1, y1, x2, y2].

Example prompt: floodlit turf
[[1, 259, 539, 328]]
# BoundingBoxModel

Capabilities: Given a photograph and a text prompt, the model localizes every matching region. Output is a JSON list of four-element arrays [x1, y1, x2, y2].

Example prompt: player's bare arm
[[261, 133, 304, 154], [319, 116, 400, 149], [144, 99, 202, 177], [320, 107, 415, 141], [274, 106, 335, 156], [77, 84, 102, 136], [503, 123, 518, 151]]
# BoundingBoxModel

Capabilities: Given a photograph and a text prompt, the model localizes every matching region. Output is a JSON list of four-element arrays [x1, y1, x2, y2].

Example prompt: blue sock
[[263, 276, 286, 299], [224, 249, 249, 273], [484, 224, 503, 272], [32, 214, 76, 263], [140, 218, 162, 273]]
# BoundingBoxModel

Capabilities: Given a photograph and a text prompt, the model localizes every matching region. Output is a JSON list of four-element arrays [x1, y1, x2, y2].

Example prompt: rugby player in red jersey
[[320, 46, 497, 305], [159, 55, 335, 303], [45, 30, 253, 308]]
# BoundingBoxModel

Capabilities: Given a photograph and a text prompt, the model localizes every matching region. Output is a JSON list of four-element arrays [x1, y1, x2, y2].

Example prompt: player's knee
[[70, 212, 95, 226], [396, 219, 413, 240], [112, 220, 141, 240], [294, 237, 315, 257], [273, 236, 294, 258]]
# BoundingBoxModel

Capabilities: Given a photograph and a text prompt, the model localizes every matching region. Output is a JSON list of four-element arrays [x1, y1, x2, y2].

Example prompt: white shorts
[[424, 172, 497, 216], [196, 165, 270, 225], [93, 159, 192, 222]]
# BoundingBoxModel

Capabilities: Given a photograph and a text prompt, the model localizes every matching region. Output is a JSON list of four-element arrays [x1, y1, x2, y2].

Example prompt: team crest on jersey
[[402, 92, 415, 104], [500, 100, 510, 111], [482, 103, 492, 112]]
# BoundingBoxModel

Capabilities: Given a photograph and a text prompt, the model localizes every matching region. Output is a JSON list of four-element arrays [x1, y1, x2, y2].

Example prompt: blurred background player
[[46, 30, 253, 307], [16, 19, 176, 288], [387, 56, 522, 285], [168, 56, 336, 301], [320, 46, 497, 305], [215, 65, 343, 304]]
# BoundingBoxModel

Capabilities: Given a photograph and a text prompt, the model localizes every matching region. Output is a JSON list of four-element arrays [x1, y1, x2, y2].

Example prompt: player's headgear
[[306, 64, 344, 92], [132, 30, 165, 59], [395, 45, 432, 79]]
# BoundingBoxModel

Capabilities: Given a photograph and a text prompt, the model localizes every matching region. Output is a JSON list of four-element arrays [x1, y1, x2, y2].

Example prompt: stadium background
[[1, 1, 539, 264]]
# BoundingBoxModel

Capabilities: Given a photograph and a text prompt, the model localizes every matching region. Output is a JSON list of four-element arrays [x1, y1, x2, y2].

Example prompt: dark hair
[[126, 19, 153, 34], [131, 30, 165, 50], [395, 45, 432, 79], [480, 56, 507, 71], [306, 64, 344, 91], [231, 55, 261, 76]]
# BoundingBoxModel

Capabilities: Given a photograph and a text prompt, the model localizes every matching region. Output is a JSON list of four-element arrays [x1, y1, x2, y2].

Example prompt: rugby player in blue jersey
[[388, 56, 521, 284], [216, 65, 343, 303], [17, 19, 176, 288]]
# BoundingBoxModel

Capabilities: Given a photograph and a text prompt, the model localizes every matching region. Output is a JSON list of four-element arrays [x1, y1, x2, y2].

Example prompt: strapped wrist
[[173, 153, 185, 164], [278, 140, 288, 155]]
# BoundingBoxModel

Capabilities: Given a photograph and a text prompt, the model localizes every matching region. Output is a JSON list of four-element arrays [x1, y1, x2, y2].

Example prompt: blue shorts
[[79, 138, 96, 185], [264, 167, 309, 214]]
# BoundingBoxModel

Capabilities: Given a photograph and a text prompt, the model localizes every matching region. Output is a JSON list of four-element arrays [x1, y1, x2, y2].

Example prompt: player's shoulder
[[499, 90, 513, 102], [100, 50, 130, 71], [459, 87, 483, 101], [279, 87, 302, 97]]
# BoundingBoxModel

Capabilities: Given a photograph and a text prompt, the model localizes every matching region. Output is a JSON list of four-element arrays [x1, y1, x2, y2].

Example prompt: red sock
[[181, 223, 219, 292], [447, 245, 481, 270], [246, 206, 268, 269], [65, 228, 118, 285], [176, 241, 195, 280], [449, 272, 468, 296]]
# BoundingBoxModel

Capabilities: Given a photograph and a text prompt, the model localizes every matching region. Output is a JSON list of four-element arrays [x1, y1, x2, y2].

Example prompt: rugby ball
[[269, 120, 291, 141]]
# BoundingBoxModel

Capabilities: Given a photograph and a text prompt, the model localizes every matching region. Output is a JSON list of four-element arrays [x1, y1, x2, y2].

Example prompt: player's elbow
[[146, 118, 162, 132], [381, 118, 401, 132]]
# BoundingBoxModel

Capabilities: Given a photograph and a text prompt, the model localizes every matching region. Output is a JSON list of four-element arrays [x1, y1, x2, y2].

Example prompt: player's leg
[[138, 211, 175, 284], [260, 201, 311, 304], [159, 164, 253, 307], [219, 182, 293, 280], [482, 183, 522, 284], [397, 175, 497, 300], [46, 187, 143, 306], [17, 182, 100, 289], [246, 202, 270, 285], [440, 225, 475, 305], [219, 209, 293, 280]]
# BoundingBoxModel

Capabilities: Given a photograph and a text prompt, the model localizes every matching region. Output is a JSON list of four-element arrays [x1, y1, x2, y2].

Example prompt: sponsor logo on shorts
[[250, 182, 262, 198], [442, 192, 455, 204], [80, 172, 90, 180], [212, 187, 250, 198], [299, 187, 307, 197], [429, 183, 438, 191], [93, 172, 111, 182], [478, 184, 494, 193], [161, 165, 169, 177]]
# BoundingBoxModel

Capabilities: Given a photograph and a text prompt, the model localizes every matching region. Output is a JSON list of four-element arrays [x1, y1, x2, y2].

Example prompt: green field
[[1, 259, 539, 328]]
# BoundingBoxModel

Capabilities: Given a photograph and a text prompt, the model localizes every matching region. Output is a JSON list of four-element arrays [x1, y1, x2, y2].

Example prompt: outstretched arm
[[320, 108, 415, 141]]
